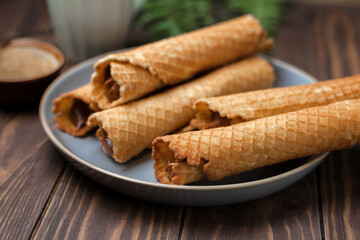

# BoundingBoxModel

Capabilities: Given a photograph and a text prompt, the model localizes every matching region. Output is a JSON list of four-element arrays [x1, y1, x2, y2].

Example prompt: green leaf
[[226, 0, 285, 35], [137, 0, 285, 40], [138, 0, 215, 40]]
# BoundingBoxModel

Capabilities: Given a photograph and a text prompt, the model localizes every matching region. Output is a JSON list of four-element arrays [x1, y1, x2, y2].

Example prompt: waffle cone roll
[[87, 57, 275, 163], [153, 99, 360, 185], [91, 15, 273, 109], [191, 74, 360, 129], [53, 84, 99, 136]]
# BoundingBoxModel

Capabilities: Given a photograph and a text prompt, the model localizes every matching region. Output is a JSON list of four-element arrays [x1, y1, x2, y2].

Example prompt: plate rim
[[39, 54, 328, 192]]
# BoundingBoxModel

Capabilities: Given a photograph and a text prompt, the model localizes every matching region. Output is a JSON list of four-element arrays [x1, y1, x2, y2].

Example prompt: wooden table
[[1, 0, 360, 239]]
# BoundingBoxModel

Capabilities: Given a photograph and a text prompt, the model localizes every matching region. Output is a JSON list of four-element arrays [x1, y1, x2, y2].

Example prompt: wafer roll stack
[[153, 99, 360, 185], [52, 84, 100, 136], [91, 15, 273, 109], [191, 74, 360, 129], [87, 57, 275, 163]]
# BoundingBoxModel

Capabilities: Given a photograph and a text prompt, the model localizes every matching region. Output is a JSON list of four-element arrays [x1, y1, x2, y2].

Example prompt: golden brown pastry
[[153, 99, 360, 185], [91, 15, 273, 109], [87, 57, 275, 163], [191, 74, 360, 129], [52, 84, 99, 136]]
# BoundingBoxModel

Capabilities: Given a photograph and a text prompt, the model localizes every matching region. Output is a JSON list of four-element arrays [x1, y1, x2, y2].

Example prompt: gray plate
[[39, 53, 328, 206]]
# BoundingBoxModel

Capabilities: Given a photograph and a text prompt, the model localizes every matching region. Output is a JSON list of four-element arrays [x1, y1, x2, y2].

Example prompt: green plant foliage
[[227, 0, 286, 36], [137, 0, 285, 40], [139, 0, 215, 39]]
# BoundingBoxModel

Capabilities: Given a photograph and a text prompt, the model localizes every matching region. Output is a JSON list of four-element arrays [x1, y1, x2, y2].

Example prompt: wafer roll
[[52, 84, 100, 136], [91, 15, 273, 109], [153, 99, 360, 185], [87, 57, 275, 163], [191, 74, 360, 129]]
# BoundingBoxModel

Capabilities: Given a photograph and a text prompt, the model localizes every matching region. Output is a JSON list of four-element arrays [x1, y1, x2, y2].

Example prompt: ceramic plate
[[39, 52, 328, 206]]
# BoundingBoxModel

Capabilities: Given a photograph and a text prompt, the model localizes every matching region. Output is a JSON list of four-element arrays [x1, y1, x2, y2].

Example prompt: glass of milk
[[46, 0, 136, 63]]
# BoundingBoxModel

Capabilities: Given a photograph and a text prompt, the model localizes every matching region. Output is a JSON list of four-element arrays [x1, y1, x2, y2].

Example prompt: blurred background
[[1, 0, 359, 64]]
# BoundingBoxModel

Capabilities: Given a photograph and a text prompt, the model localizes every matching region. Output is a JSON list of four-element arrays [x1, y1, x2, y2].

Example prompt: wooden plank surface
[[321, 149, 360, 240], [0, 0, 52, 40], [300, 6, 360, 240], [298, 5, 360, 240], [181, 174, 321, 240], [32, 166, 184, 240], [0, 0, 65, 239], [0, 109, 65, 239]]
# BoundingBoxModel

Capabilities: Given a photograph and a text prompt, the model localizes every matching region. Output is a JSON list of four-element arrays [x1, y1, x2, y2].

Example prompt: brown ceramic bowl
[[0, 38, 65, 106]]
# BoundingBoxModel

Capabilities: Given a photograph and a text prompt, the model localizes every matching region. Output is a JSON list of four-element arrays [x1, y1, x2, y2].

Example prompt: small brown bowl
[[0, 38, 65, 106]]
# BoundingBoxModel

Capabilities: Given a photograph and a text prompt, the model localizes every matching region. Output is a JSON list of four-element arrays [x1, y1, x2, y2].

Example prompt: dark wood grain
[[272, 4, 307, 70], [321, 149, 360, 240], [301, 6, 360, 79], [181, 174, 321, 240], [33, 166, 184, 240], [301, 6, 360, 240], [0, 0, 52, 39], [0, 110, 65, 239], [0, 0, 66, 239]]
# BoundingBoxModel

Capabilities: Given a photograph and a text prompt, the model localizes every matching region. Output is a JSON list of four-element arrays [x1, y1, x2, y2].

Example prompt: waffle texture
[[88, 57, 275, 163], [153, 99, 360, 185], [53, 84, 99, 136], [91, 15, 273, 109], [191, 74, 360, 129]]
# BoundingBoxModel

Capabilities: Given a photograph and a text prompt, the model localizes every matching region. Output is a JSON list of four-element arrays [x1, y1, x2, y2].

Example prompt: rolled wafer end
[[190, 101, 243, 129], [87, 112, 118, 161], [152, 137, 206, 185], [255, 35, 274, 55], [91, 56, 164, 109], [87, 111, 136, 163], [52, 84, 98, 137]]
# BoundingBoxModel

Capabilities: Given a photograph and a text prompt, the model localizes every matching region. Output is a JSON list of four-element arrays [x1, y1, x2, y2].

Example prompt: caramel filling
[[166, 159, 186, 180], [104, 67, 120, 102], [69, 99, 93, 130], [99, 128, 114, 157], [104, 78, 120, 102], [165, 158, 208, 183], [166, 162, 177, 180], [204, 112, 232, 129]]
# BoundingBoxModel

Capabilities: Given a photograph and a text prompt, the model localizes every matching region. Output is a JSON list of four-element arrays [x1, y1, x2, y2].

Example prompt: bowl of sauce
[[0, 38, 64, 105]]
